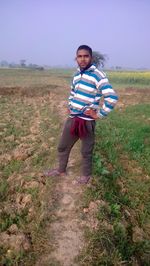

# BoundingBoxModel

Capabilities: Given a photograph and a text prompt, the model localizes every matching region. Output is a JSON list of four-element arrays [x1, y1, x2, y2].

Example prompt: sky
[[0, 0, 150, 69]]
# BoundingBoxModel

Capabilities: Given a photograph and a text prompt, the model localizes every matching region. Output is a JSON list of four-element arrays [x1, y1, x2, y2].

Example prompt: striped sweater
[[68, 64, 118, 120]]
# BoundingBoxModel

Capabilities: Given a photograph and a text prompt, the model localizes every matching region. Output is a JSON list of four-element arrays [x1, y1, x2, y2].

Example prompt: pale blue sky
[[0, 0, 150, 68]]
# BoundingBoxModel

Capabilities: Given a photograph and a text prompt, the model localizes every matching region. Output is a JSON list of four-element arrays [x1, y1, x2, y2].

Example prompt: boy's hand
[[67, 108, 70, 114], [84, 109, 99, 119]]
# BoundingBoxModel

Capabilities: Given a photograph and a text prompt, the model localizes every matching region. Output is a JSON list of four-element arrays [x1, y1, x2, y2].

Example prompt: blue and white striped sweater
[[68, 64, 118, 120]]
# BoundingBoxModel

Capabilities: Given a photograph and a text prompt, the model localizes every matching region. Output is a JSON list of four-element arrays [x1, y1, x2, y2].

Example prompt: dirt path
[[49, 172, 84, 266], [36, 94, 85, 266], [36, 171, 85, 266]]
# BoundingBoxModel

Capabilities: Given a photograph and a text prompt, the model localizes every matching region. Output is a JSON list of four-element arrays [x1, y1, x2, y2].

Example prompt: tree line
[[0, 59, 44, 70], [0, 51, 107, 70]]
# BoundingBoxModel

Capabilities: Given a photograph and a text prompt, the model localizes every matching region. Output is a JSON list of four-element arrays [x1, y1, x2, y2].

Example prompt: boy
[[44, 45, 118, 184]]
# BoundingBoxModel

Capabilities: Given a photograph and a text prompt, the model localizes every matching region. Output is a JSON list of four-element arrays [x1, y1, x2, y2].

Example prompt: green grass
[[96, 104, 150, 174], [2, 160, 23, 178], [0, 179, 9, 201], [0, 248, 25, 266], [0, 209, 28, 232], [81, 103, 150, 265]]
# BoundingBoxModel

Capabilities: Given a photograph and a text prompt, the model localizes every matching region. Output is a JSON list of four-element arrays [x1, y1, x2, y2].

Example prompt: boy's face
[[76, 49, 92, 70]]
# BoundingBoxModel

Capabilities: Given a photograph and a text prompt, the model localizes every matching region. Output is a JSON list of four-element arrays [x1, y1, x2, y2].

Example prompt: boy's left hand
[[84, 109, 99, 119]]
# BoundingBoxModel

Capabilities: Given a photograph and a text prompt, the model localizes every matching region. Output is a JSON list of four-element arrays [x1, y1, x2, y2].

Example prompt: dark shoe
[[76, 175, 92, 184], [43, 168, 66, 177]]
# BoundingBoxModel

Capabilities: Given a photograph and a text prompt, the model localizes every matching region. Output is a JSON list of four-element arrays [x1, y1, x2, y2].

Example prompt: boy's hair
[[77, 45, 92, 57]]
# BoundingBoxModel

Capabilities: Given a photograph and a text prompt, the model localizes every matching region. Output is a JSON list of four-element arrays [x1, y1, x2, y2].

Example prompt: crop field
[[108, 71, 150, 88], [0, 68, 150, 265]]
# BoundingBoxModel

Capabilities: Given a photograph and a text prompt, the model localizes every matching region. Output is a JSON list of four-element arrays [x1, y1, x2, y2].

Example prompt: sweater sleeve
[[97, 75, 118, 118], [68, 79, 75, 107]]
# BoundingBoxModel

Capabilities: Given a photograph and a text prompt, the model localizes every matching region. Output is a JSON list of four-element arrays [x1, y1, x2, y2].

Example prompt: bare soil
[[117, 87, 150, 109]]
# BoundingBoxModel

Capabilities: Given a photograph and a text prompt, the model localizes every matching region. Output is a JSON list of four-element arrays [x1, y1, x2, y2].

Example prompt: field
[[0, 68, 150, 265]]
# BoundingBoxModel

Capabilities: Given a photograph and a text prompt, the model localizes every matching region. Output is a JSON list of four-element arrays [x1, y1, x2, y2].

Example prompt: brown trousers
[[57, 117, 95, 176]]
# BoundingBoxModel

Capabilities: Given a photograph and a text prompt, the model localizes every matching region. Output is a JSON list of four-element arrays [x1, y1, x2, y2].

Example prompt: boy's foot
[[76, 175, 92, 184], [43, 168, 66, 177]]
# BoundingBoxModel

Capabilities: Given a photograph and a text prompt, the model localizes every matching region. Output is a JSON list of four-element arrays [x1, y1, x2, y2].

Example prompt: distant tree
[[28, 63, 44, 70], [92, 51, 107, 68], [9, 62, 17, 68], [36, 66, 44, 71], [115, 66, 122, 70], [20, 59, 26, 68], [0, 60, 9, 67]]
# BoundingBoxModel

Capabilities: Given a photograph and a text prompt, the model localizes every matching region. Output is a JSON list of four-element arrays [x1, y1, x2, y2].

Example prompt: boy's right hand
[[67, 108, 70, 114], [84, 109, 99, 119]]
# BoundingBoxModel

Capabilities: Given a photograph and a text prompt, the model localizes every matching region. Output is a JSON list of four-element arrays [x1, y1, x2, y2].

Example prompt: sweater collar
[[77, 64, 96, 74]]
